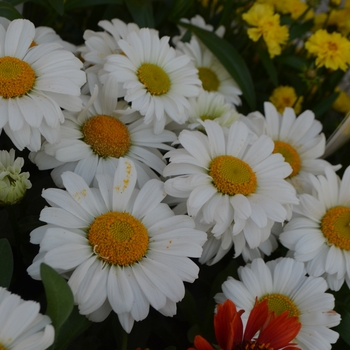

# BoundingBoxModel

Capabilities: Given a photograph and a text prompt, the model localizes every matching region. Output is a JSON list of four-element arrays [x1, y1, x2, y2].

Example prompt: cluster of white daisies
[[0, 15, 347, 350]]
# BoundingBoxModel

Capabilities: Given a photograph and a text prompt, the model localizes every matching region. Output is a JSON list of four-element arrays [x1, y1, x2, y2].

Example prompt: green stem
[[121, 330, 128, 350]]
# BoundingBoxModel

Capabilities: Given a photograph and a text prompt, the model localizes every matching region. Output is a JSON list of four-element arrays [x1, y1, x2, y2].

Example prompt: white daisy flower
[[0, 19, 86, 151], [0, 16, 76, 52], [176, 36, 242, 105], [245, 102, 340, 194], [0, 287, 54, 350], [280, 165, 350, 291], [163, 119, 299, 251], [217, 258, 340, 350], [186, 90, 240, 130], [27, 159, 206, 333], [79, 18, 147, 75], [30, 73, 176, 188], [0, 148, 31, 205], [102, 28, 202, 134]]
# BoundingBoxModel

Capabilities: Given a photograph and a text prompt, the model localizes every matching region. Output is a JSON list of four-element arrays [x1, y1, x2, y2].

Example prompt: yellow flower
[[283, 0, 314, 20], [332, 87, 350, 114], [243, 3, 289, 58], [269, 85, 303, 114], [313, 9, 350, 36], [305, 29, 350, 71]]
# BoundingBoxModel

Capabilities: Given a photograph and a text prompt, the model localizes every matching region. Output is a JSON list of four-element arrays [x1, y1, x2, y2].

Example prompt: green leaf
[[0, 238, 13, 288], [51, 306, 91, 350], [64, 0, 122, 10], [312, 91, 339, 118], [0, 1, 22, 20], [48, 0, 64, 15], [41, 263, 74, 334], [169, 0, 195, 21], [180, 22, 256, 110], [258, 47, 278, 87], [288, 20, 313, 41], [124, 0, 154, 28], [275, 55, 306, 71]]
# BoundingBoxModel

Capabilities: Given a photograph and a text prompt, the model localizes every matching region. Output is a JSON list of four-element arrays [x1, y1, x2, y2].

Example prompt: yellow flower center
[[137, 63, 170, 95], [198, 67, 220, 91], [321, 206, 350, 250], [0, 344, 7, 350], [240, 342, 273, 350], [82, 115, 131, 158], [273, 141, 301, 178], [200, 114, 214, 121], [209, 155, 257, 196], [260, 293, 300, 318], [0, 56, 36, 99], [88, 211, 149, 266]]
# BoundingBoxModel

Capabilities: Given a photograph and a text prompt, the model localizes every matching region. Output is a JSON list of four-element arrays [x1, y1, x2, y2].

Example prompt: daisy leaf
[[125, 0, 155, 28], [48, 0, 65, 15], [41, 263, 74, 335], [179, 22, 256, 110], [169, 0, 195, 20], [64, 0, 122, 10], [0, 1, 22, 20], [0, 239, 13, 288]]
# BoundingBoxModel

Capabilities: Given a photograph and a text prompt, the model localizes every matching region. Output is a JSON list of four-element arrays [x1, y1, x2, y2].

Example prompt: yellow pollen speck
[[82, 115, 131, 158], [29, 40, 37, 48], [260, 293, 300, 318], [0, 56, 36, 99], [137, 63, 170, 95], [243, 341, 273, 350], [273, 141, 301, 178], [209, 155, 257, 196], [321, 206, 350, 250], [88, 211, 149, 266], [198, 67, 220, 92]]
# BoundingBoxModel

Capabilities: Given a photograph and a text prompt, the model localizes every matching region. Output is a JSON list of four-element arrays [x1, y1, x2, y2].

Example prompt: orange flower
[[189, 299, 301, 350]]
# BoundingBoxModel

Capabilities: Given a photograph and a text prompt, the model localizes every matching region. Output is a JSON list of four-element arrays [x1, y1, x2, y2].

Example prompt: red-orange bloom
[[189, 299, 301, 350]]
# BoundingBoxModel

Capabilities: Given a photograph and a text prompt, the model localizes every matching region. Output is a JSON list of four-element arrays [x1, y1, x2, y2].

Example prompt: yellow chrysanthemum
[[332, 87, 350, 114], [269, 85, 303, 114], [243, 3, 289, 58], [305, 29, 350, 71], [313, 9, 350, 36], [283, 0, 314, 20]]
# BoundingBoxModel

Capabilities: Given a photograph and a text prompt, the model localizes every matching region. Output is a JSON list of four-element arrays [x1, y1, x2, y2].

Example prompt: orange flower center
[[82, 115, 131, 158], [328, 41, 338, 51], [88, 211, 149, 266], [321, 206, 350, 250], [209, 155, 257, 196], [273, 141, 301, 178], [0, 56, 36, 98]]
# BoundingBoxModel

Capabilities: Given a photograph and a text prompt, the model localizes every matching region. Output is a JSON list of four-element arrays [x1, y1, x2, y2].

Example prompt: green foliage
[[0, 1, 22, 19], [41, 263, 74, 336]]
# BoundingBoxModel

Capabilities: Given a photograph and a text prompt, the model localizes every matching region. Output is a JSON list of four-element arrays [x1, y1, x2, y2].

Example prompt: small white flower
[[164, 119, 298, 252], [102, 28, 202, 134], [281, 165, 350, 291], [0, 149, 31, 205], [27, 158, 206, 333], [0, 19, 85, 151], [0, 287, 54, 350], [217, 258, 340, 350]]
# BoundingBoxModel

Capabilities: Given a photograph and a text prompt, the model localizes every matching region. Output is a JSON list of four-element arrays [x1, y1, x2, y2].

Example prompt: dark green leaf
[[180, 23, 256, 110], [64, 0, 122, 11], [0, 1, 22, 20], [289, 20, 313, 41], [312, 92, 339, 118], [2, 0, 25, 5], [51, 306, 91, 350], [41, 263, 74, 334], [179, 289, 200, 326], [48, 0, 64, 15], [0, 238, 13, 288], [124, 0, 154, 28], [275, 55, 306, 71], [258, 47, 278, 87], [169, 0, 195, 21]]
